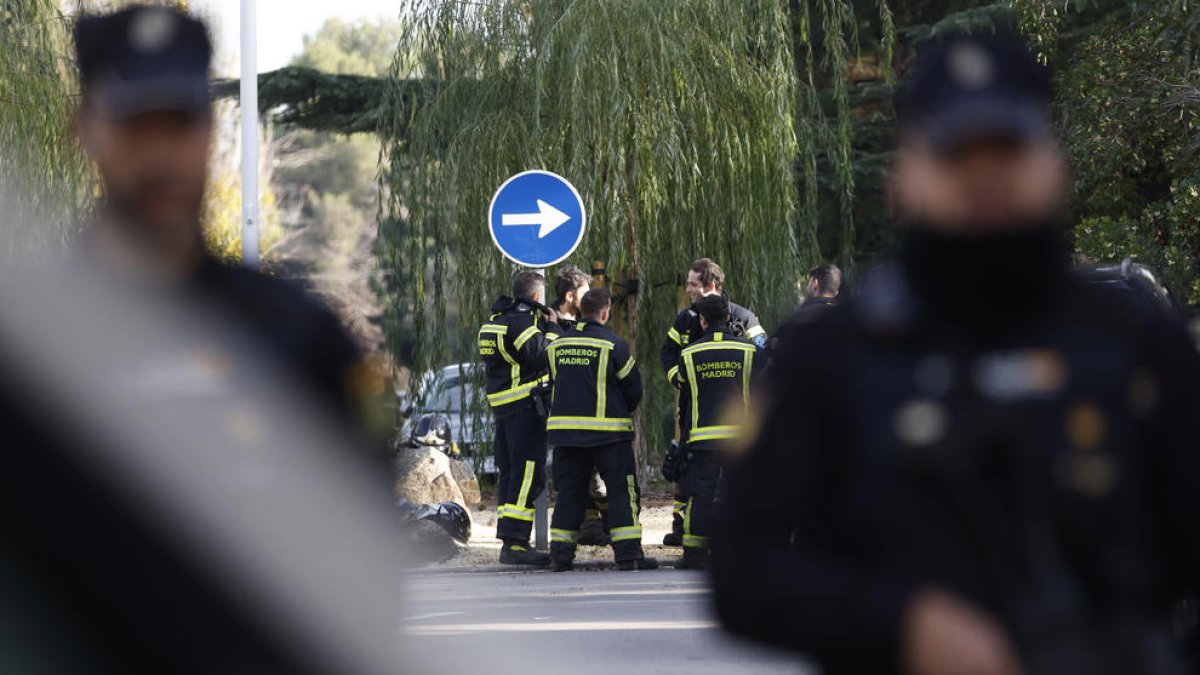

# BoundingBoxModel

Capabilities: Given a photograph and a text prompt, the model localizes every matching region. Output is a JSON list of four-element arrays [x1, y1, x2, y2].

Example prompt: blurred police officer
[[660, 258, 766, 546], [552, 263, 612, 546], [714, 33, 1200, 675], [72, 7, 364, 426], [545, 288, 656, 571], [478, 271, 559, 565], [674, 295, 762, 571]]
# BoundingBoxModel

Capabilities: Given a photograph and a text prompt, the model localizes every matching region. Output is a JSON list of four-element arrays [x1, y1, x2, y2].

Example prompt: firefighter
[[478, 270, 560, 566], [660, 258, 766, 546], [552, 264, 611, 546], [546, 289, 657, 572], [675, 295, 763, 570]]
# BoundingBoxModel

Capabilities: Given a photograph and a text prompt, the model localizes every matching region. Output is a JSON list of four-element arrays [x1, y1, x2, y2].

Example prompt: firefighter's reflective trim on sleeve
[[665, 364, 681, 385], [545, 331, 559, 341], [546, 416, 634, 432], [496, 504, 510, 518], [667, 326, 683, 345], [745, 324, 766, 340], [672, 499, 686, 515], [551, 528, 578, 543], [616, 356, 636, 380], [610, 526, 642, 542], [492, 326, 521, 389], [479, 324, 508, 336], [486, 374, 551, 408], [513, 324, 541, 350], [689, 425, 740, 442], [513, 460, 537, 519]]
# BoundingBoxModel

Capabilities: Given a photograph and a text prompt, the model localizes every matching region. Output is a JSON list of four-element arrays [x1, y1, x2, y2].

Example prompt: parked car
[[400, 363, 496, 475]]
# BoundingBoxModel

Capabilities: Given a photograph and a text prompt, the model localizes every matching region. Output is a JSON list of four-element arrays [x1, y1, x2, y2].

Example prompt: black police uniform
[[477, 297, 559, 545], [661, 295, 765, 536], [677, 328, 762, 553], [712, 228, 1200, 675], [770, 296, 837, 359], [546, 320, 645, 563]]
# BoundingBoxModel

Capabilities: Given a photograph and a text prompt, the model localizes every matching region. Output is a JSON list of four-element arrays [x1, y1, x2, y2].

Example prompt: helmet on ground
[[409, 413, 453, 448]]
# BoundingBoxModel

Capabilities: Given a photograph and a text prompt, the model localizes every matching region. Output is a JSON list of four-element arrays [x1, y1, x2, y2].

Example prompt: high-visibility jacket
[[546, 320, 643, 447], [678, 328, 763, 449], [477, 297, 559, 418], [661, 294, 765, 387]]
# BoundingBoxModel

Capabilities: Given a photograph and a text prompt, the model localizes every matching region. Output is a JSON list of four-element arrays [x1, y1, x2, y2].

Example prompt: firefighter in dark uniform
[[552, 264, 611, 547], [546, 288, 658, 572], [478, 270, 560, 566], [660, 258, 765, 546], [713, 34, 1200, 675], [674, 295, 763, 570]]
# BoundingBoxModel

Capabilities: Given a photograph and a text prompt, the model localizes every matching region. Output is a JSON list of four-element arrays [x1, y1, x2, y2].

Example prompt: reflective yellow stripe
[[714, 332, 724, 342], [545, 332, 559, 341], [501, 506, 535, 522], [611, 526, 642, 542], [479, 324, 507, 335], [551, 528, 578, 543], [683, 496, 696, 545], [681, 341, 756, 357], [514, 324, 541, 350], [745, 324, 766, 339], [666, 364, 681, 384], [667, 326, 683, 345], [685, 350, 700, 433], [616, 356, 636, 380], [486, 375, 550, 407], [689, 425, 740, 442], [552, 337, 613, 350], [672, 500, 686, 514], [546, 416, 634, 432], [742, 348, 754, 413], [683, 534, 709, 549], [515, 460, 536, 513], [596, 346, 609, 418], [626, 474, 640, 527]]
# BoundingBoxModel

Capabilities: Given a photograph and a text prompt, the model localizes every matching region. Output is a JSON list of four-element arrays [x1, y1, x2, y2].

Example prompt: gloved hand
[[662, 440, 687, 482]]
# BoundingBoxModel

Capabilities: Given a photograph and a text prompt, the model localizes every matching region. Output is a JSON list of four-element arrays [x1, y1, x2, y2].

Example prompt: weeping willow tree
[[379, 0, 892, 471], [0, 0, 92, 259]]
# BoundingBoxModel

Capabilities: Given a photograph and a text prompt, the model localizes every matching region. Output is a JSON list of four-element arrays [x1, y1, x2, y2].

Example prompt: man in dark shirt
[[72, 7, 363, 423], [713, 33, 1200, 675]]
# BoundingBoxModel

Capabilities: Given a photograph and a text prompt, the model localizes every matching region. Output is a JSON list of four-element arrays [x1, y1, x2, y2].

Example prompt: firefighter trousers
[[550, 441, 644, 563], [681, 449, 722, 550], [493, 407, 547, 543]]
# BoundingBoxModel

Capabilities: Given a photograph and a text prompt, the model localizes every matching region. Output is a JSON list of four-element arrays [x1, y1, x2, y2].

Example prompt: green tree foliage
[[379, 0, 895, 470], [0, 0, 92, 258]]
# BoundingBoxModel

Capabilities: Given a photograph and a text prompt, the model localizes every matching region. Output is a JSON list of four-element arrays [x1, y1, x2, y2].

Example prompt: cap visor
[[94, 75, 211, 120], [920, 96, 1049, 154]]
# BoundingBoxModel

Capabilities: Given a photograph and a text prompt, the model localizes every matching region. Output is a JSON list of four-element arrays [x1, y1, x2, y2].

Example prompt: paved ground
[[401, 568, 814, 675]]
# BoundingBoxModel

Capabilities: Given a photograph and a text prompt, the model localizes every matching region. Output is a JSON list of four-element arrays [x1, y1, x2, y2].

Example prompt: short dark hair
[[554, 264, 591, 302], [696, 295, 730, 328], [580, 288, 612, 320], [512, 270, 545, 301], [689, 258, 725, 291], [809, 263, 842, 295]]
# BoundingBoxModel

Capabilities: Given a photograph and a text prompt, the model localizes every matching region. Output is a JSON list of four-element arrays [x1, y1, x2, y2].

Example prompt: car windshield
[[428, 378, 476, 413]]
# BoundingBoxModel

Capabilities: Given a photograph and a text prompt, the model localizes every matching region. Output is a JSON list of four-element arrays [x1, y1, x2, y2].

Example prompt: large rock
[[449, 458, 482, 508], [395, 445, 466, 508]]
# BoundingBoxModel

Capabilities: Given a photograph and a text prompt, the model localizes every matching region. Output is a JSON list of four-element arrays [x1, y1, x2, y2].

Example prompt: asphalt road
[[400, 567, 814, 675]]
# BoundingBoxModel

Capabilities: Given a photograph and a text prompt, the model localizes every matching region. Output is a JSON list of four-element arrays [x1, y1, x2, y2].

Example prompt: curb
[[409, 558, 687, 576]]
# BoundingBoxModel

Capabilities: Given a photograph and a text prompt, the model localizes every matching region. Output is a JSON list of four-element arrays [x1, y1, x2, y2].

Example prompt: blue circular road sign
[[488, 170, 586, 267]]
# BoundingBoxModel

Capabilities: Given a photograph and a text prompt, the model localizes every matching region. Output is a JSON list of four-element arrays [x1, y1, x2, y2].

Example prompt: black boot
[[550, 560, 575, 572], [499, 541, 551, 566], [616, 556, 659, 571], [662, 532, 683, 546], [675, 548, 708, 570]]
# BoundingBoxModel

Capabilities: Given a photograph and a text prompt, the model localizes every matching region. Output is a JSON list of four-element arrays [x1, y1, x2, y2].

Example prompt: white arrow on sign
[[501, 199, 571, 239]]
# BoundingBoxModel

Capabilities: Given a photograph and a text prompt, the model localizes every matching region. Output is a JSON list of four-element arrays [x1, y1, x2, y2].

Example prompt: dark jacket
[[770, 296, 837, 356], [712, 261, 1200, 675], [660, 293, 765, 386], [477, 297, 559, 419], [547, 320, 642, 447], [677, 328, 763, 450]]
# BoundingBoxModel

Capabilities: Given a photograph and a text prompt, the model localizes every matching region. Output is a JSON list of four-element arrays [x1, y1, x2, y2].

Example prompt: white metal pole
[[239, 0, 259, 269]]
